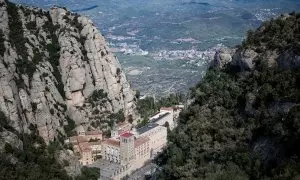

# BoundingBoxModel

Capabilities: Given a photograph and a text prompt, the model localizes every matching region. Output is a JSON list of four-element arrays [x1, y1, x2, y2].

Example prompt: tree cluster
[[156, 13, 300, 180], [243, 12, 300, 54]]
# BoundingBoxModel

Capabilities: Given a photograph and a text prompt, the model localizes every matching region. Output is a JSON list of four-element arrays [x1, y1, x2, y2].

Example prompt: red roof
[[70, 136, 89, 144], [120, 132, 134, 138]]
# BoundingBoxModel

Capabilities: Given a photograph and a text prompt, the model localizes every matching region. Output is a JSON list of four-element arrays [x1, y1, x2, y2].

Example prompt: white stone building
[[136, 123, 167, 157]]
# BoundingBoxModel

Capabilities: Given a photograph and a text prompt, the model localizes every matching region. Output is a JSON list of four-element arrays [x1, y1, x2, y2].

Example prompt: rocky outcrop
[[0, 129, 23, 151], [211, 14, 300, 71], [0, 0, 137, 143], [212, 47, 259, 71], [231, 48, 258, 71], [212, 47, 235, 69], [212, 46, 300, 71]]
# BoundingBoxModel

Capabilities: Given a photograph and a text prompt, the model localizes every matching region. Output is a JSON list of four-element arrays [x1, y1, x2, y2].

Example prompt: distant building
[[111, 122, 132, 138], [120, 132, 135, 165], [69, 126, 103, 165], [136, 123, 167, 157], [134, 136, 150, 169], [150, 108, 174, 130], [78, 142, 94, 165], [69, 106, 183, 179], [76, 125, 86, 136], [89, 141, 102, 156], [100, 107, 181, 179], [85, 130, 103, 141], [173, 105, 184, 120]]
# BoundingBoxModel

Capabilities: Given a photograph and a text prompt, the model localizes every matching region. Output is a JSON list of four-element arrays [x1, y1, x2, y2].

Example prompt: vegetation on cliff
[[0, 111, 100, 180], [136, 93, 186, 128], [156, 13, 300, 179], [0, 113, 70, 180], [243, 12, 300, 54], [0, 2, 104, 179]]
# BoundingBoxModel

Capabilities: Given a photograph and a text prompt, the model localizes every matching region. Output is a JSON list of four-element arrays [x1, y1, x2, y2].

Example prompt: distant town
[[65, 105, 184, 179], [108, 38, 224, 61]]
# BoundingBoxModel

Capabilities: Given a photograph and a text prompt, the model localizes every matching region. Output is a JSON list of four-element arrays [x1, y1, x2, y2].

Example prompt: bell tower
[[120, 132, 135, 165]]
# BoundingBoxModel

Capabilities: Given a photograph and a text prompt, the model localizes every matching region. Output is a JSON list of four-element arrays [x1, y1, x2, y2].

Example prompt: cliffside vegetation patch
[[243, 12, 300, 54]]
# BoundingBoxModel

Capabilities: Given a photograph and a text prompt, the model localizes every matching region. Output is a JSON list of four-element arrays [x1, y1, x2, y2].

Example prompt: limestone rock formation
[[211, 14, 300, 72], [0, 0, 137, 143], [212, 45, 300, 71], [231, 48, 258, 71], [212, 47, 235, 68]]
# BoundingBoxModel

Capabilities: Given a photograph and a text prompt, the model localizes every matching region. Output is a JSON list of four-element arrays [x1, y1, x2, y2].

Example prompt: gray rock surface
[[232, 48, 258, 71], [212, 44, 300, 72], [0, 129, 23, 151], [0, 0, 137, 143], [212, 47, 235, 68]]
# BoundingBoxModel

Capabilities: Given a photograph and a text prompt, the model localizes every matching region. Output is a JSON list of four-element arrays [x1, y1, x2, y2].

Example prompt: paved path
[[126, 163, 157, 180], [88, 159, 122, 180]]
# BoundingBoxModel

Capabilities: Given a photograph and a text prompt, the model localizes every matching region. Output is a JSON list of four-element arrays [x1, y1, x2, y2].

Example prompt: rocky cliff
[[212, 14, 300, 71], [0, 0, 137, 143]]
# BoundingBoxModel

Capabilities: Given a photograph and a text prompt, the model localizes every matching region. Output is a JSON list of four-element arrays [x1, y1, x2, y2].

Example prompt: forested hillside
[[156, 13, 300, 179]]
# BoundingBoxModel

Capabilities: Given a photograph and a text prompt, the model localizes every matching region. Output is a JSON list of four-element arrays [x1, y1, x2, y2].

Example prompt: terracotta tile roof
[[79, 142, 92, 152], [70, 136, 89, 144], [77, 136, 89, 143], [134, 137, 150, 148], [103, 139, 120, 147], [120, 132, 134, 138], [85, 130, 102, 135]]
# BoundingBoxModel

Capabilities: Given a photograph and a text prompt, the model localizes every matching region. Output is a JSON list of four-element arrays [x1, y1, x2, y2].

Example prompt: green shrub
[[75, 167, 100, 180], [243, 13, 300, 55], [26, 21, 37, 31], [63, 116, 76, 137], [88, 89, 108, 106], [108, 109, 125, 123], [7, 1, 27, 60], [0, 122, 71, 180], [0, 30, 5, 57]]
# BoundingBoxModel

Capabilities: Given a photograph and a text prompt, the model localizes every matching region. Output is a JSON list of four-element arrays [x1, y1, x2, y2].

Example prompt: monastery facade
[[68, 106, 184, 179]]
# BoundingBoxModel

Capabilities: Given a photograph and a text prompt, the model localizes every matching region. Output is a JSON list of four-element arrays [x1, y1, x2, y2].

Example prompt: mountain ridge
[[0, 0, 137, 143], [155, 12, 300, 180]]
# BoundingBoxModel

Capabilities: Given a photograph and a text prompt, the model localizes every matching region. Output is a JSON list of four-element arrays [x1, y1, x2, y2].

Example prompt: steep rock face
[[231, 48, 258, 71], [0, 0, 137, 143], [212, 45, 300, 71], [211, 14, 300, 71]]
